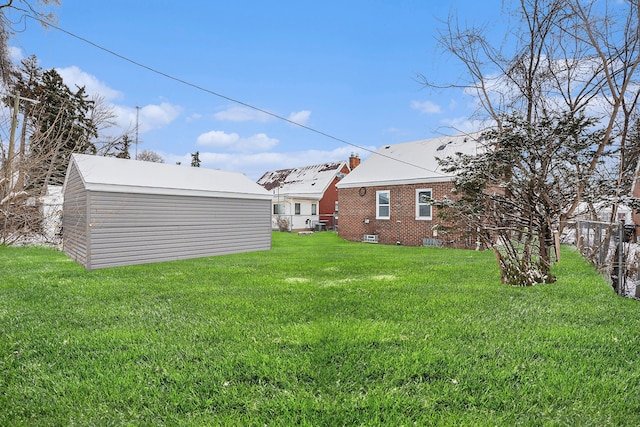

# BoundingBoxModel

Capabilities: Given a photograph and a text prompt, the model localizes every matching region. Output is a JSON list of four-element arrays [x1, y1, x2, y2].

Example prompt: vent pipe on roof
[[437, 140, 454, 151]]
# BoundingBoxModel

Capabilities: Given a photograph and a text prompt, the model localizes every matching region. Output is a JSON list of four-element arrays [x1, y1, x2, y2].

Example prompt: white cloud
[[9, 46, 23, 63], [196, 130, 278, 153], [287, 110, 311, 125], [196, 130, 240, 147], [112, 102, 182, 133], [411, 100, 441, 114], [141, 103, 182, 127], [213, 106, 271, 122], [242, 133, 279, 151], [56, 66, 123, 101]]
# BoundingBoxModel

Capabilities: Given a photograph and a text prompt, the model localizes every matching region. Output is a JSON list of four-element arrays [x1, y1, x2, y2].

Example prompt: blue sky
[[7, 0, 503, 180]]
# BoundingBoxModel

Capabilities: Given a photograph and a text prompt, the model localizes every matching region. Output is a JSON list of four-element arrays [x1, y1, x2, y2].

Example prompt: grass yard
[[1, 232, 640, 426]]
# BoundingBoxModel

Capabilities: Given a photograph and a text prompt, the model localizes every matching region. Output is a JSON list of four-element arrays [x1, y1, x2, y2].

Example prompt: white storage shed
[[62, 154, 272, 270]]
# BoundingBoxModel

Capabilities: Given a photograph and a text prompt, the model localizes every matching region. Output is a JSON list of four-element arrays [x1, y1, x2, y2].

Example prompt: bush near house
[[1, 232, 639, 425]]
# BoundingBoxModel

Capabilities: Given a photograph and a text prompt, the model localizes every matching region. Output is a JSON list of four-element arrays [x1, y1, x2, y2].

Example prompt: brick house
[[336, 133, 482, 247], [257, 155, 360, 231]]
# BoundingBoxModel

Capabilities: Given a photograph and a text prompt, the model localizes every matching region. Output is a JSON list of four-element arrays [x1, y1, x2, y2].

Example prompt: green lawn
[[1, 232, 639, 426]]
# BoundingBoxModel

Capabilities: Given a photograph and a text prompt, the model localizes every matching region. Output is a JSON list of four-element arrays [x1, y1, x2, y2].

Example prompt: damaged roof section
[[257, 162, 347, 197]]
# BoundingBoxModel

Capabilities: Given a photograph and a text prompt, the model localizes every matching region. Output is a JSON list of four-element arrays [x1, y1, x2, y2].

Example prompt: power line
[[22, 13, 448, 176]]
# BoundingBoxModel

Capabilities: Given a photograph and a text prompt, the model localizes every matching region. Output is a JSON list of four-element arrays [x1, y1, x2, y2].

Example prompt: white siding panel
[[86, 191, 271, 269]]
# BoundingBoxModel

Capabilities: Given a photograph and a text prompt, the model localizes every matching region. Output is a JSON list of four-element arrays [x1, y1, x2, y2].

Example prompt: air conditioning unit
[[363, 234, 378, 243]]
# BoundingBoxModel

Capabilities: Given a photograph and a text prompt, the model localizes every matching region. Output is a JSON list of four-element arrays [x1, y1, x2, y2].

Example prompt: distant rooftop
[[257, 161, 347, 199]]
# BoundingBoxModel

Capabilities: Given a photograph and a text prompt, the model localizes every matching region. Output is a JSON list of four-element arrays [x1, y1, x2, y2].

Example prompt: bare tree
[[0, 104, 81, 245], [424, 0, 640, 284], [137, 149, 164, 163], [1, 63, 99, 245], [0, 1, 59, 85]]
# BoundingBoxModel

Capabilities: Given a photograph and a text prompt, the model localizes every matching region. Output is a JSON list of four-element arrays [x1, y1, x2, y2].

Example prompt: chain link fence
[[574, 220, 639, 298]]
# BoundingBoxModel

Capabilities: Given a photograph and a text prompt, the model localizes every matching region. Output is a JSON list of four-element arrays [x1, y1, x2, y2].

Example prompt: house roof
[[64, 154, 272, 200], [336, 132, 485, 188], [256, 161, 347, 199]]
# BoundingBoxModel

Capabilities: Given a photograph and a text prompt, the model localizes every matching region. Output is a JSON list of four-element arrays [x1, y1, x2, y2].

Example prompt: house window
[[311, 203, 317, 215], [416, 189, 432, 220], [273, 203, 285, 215], [376, 190, 390, 219], [295, 203, 301, 215]]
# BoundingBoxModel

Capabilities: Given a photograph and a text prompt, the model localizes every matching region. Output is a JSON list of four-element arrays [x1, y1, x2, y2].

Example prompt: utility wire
[[22, 13, 449, 176]]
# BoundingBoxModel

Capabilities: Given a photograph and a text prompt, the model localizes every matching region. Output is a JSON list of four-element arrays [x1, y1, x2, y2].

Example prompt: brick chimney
[[349, 153, 360, 170]]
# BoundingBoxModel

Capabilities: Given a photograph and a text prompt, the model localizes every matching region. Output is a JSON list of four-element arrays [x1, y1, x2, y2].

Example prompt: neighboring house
[[336, 133, 483, 247], [41, 185, 63, 242], [257, 155, 360, 231], [573, 201, 633, 224], [62, 154, 272, 270]]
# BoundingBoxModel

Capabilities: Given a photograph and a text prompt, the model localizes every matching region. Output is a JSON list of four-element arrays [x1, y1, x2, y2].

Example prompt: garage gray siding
[[62, 162, 89, 267], [85, 191, 271, 270]]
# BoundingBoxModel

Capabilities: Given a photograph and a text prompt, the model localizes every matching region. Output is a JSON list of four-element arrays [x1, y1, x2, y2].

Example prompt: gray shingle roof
[[337, 132, 484, 188]]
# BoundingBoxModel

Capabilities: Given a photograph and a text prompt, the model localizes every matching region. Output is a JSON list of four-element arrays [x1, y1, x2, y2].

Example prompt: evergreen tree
[[191, 151, 201, 167], [114, 135, 132, 159], [28, 68, 98, 188]]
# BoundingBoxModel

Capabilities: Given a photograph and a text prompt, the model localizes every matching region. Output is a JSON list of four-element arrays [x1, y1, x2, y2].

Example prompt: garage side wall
[[62, 164, 89, 268], [86, 191, 271, 270]]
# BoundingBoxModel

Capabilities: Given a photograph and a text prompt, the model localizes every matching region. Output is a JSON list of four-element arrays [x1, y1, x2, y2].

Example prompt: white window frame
[[311, 203, 317, 216], [273, 203, 285, 215], [294, 203, 301, 215], [376, 190, 390, 219], [415, 188, 432, 220]]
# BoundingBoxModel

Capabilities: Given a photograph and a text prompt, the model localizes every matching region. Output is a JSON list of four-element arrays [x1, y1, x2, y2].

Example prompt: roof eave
[[84, 183, 273, 200], [337, 176, 455, 189]]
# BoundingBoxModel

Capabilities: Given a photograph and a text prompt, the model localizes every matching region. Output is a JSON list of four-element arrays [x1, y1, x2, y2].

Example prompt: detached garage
[[62, 154, 272, 270]]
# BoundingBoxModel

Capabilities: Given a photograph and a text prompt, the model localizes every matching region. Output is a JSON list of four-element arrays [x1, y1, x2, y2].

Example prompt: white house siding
[[85, 191, 270, 270], [41, 185, 63, 242], [272, 197, 319, 230]]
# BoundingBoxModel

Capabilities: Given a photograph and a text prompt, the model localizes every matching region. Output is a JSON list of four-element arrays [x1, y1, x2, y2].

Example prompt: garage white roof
[[337, 132, 485, 188], [65, 154, 272, 200]]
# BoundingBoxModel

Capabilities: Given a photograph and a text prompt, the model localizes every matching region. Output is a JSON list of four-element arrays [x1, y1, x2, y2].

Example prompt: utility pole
[[4, 93, 21, 198], [135, 105, 140, 160]]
